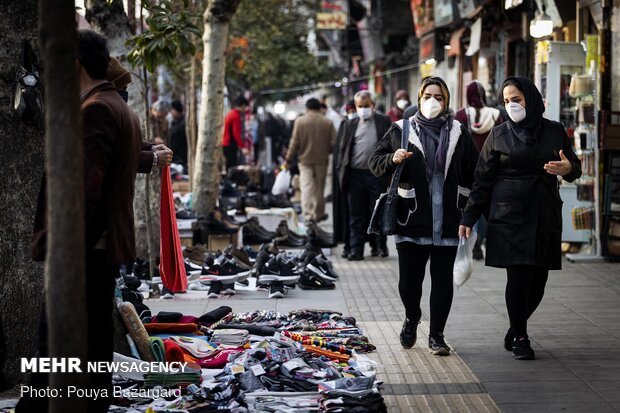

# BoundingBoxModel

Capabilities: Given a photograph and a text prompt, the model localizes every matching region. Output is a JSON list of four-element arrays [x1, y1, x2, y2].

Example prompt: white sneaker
[[187, 282, 208, 291], [161, 292, 174, 299]]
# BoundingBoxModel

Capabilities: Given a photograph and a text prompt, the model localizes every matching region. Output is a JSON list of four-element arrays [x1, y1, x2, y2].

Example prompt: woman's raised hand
[[392, 149, 413, 164]]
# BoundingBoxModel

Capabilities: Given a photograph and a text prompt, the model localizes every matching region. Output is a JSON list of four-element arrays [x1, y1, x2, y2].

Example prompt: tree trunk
[[0, 0, 45, 391], [187, 54, 198, 187], [86, 0, 160, 264], [39, 0, 88, 411], [127, 0, 136, 34], [192, 0, 241, 215]]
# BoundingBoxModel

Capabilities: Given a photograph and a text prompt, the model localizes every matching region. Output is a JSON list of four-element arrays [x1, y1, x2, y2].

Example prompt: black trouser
[[396, 242, 457, 335], [224, 142, 239, 170], [346, 169, 386, 255], [505, 266, 549, 339], [16, 250, 117, 413]]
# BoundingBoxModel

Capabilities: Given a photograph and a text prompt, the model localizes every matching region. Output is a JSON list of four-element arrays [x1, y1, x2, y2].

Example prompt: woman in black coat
[[369, 77, 479, 355], [459, 77, 582, 360]]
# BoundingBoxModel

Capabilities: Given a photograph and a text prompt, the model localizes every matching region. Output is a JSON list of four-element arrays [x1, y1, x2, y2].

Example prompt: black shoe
[[504, 328, 513, 351], [429, 333, 451, 356], [341, 249, 350, 259], [348, 253, 364, 261], [298, 271, 336, 290], [512, 337, 535, 360], [208, 281, 222, 298], [268, 281, 285, 299], [370, 248, 379, 257], [400, 318, 418, 348], [472, 245, 484, 260], [307, 255, 339, 281], [379, 248, 389, 258]]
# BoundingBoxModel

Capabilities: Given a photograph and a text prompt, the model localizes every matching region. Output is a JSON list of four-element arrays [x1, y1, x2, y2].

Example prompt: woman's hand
[[544, 150, 573, 177], [392, 149, 413, 164], [458, 225, 472, 239]]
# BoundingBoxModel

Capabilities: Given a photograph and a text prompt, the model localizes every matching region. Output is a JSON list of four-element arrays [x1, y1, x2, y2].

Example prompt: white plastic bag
[[271, 169, 292, 196], [453, 231, 477, 287]]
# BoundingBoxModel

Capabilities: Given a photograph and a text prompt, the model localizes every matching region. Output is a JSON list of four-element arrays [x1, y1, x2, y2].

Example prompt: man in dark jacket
[[23, 30, 141, 413], [336, 91, 392, 260], [169, 100, 188, 170]]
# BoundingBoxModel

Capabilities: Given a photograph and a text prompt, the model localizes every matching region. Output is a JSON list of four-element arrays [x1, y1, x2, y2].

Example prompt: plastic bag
[[453, 231, 478, 287], [271, 169, 291, 196]]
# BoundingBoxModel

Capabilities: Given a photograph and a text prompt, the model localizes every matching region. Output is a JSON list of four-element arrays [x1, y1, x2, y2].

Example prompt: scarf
[[503, 76, 545, 144], [413, 110, 453, 180]]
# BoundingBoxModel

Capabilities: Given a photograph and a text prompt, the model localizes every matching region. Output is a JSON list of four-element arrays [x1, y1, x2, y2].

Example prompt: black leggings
[[505, 266, 549, 339], [396, 242, 457, 335]]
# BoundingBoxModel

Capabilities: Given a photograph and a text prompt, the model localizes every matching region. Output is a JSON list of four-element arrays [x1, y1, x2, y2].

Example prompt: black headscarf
[[502, 76, 544, 144]]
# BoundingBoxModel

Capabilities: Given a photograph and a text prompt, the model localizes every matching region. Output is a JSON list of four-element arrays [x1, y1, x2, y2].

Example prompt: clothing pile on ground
[[110, 306, 386, 412]]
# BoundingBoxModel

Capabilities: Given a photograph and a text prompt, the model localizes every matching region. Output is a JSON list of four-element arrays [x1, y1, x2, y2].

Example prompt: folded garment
[[149, 337, 165, 362], [169, 336, 218, 358], [198, 306, 232, 326], [215, 324, 276, 336], [152, 315, 200, 324], [144, 323, 199, 334], [112, 352, 149, 381], [211, 329, 249, 346], [183, 347, 245, 369], [118, 302, 155, 361], [154, 311, 183, 322], [163, 339, 185, 363]]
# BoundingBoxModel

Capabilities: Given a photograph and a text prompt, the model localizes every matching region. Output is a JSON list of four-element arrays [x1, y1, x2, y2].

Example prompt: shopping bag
[[453, 231, 477, 287], [271, 169, 291, 196]]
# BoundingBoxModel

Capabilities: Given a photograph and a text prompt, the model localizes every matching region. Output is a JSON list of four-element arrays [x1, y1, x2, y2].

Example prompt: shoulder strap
[[388, 120, 409, 195]]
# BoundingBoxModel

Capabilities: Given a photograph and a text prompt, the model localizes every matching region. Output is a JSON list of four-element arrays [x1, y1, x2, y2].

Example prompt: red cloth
[[163, 339, 185, 363], [222, 109, 245, 148], [159, 165, 187, 293]]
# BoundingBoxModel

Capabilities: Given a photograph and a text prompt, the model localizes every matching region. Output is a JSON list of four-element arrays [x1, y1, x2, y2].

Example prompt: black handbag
[[368, 120, 410, 236]]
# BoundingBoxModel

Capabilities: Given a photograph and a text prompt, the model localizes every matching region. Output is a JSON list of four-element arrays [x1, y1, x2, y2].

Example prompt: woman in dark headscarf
[[369, 77, 479, 355], [456, 81, 505, 260], [459, 77, 582, 360]]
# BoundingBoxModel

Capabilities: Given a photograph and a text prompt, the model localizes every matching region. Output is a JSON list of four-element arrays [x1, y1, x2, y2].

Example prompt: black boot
[[400, 318, 418, 348]]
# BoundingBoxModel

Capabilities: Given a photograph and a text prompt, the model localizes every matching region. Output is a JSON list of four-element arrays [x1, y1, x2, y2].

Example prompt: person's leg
[[86, 250, 117, 413], [527, 267, 549, 319], [428, 245, 458, 335], [314, 162, 328, 220], [395, 242, 430, 322], [347, 170, 368, 257], [298, 163, 316, 221], [505, 266, 534, 338], [367, 174, 388, 255], [223, 145, 236, 169]]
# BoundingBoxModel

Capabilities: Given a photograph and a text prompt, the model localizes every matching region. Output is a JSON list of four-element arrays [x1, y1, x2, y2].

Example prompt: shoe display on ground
[[242, 218, 276, 244], [204, 210, 239, 235], [208, 281, 222, 298], [307, 255, 339, 281], [512, 336, 535, 360], [184, 258, 203, 277], [275, 220, 307, 246], [298, 271, 336, 290], [258, 255, 300, 285], [400, 318, 417, 349], [199, 263, 242, 283], [429, 333, 451, 356], [268, 281, 285, 298]]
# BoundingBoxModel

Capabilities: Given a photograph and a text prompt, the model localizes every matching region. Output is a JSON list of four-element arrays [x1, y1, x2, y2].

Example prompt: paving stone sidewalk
[[148, 240, 620, 412]]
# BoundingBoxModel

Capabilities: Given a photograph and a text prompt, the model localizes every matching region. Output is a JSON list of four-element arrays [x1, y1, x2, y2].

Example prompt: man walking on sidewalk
[[336, 91, 392, 260], [286, 98, 336, 222]]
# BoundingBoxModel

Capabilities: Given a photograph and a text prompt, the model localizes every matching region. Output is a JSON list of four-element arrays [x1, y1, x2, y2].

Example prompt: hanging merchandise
[[160, 165, 188, 293], [576, 178, 595, 202], [572, 207, 594, 230]]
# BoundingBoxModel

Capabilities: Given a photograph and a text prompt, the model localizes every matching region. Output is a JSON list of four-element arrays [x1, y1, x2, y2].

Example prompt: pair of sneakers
[[399, 318, 451, 356], [504, 329, 536, 360]]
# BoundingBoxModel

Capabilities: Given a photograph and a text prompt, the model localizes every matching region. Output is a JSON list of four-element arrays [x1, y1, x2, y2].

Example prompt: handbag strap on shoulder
[[388, 120, 409, 195]]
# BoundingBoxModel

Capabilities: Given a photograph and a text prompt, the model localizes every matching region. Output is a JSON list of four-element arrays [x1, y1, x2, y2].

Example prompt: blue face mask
[[118, 90, 129, 103]]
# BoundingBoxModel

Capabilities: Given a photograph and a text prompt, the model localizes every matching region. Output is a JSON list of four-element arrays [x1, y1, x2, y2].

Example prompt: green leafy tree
[[226, 0, 335, 100]]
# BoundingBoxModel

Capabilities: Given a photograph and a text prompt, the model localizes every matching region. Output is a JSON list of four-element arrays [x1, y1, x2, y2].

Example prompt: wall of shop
[[612, 0, 620, 111]]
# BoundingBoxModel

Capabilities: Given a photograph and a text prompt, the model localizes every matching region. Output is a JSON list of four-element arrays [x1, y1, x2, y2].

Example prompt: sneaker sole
[[208, 292, 220, 298], [306, 264, 339, 281], [222, 289, 236, 295], [430, 347, 451, 356], [258, 274, 299, 284], [513, 352, 536, 360], [268, 291, 285, 299], [235, 270, 251, 282], [199, 274, 240, 283]]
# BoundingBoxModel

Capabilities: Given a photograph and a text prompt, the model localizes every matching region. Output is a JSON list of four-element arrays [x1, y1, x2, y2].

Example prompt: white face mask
[[420, 97, 442, 119], [396, 99, 409, 110], [357, 107, 372, 120], [506, 102, 526, 123]]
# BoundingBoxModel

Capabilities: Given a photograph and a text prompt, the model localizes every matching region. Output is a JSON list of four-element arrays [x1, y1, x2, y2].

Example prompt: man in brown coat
[[22, 30, 141, 413], [286, 98, 336, 222]]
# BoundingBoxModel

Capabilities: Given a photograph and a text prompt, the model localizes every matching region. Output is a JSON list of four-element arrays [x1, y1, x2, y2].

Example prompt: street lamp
[[529, 6, 553, 38]]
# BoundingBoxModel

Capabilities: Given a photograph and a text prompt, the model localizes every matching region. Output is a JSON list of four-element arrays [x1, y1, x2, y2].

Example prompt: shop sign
[[411, 0, 434, 38], [316, 12, 347, 30], [536, 40, 550, 65], [504, 0, 523, 9], [434, 0, 456, 27], [456, 0, 479, 19], [420, 32, 436, 61]]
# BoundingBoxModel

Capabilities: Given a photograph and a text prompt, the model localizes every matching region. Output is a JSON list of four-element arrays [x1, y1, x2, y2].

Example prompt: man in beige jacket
[[286, 98, 336, 222]]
